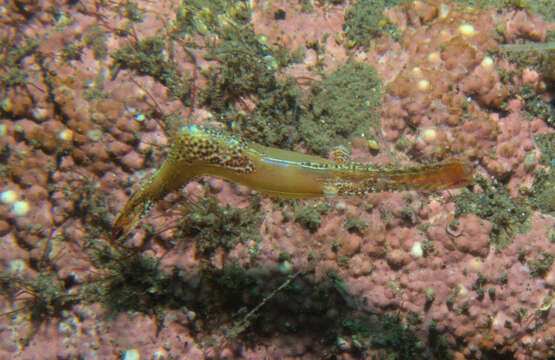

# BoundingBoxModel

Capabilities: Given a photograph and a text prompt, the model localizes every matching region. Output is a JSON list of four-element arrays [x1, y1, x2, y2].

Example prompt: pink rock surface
[[0, 0, 553, 359]]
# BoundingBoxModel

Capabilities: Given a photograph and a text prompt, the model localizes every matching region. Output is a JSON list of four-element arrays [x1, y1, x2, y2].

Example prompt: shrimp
[[112, 125, 473, 239]]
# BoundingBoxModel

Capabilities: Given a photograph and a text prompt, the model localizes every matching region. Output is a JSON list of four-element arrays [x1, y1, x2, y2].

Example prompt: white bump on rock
[[410, 242, 423, 258], [1, 190, 18, 204], [12, 200, 30, 217]]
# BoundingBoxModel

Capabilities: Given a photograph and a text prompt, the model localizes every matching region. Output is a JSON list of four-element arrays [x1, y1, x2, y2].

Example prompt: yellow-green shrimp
[[113, 125, 472, 238]]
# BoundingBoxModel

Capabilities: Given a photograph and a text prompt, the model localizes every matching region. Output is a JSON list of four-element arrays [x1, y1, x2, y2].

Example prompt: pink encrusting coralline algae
[[0, 0, 553, 359]]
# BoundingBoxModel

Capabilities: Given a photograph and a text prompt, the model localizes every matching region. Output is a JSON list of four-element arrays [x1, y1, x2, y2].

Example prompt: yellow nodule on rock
[[480, 56, 494, 69], [12, 200, 30, 217], [422, 128, 437, 144], [58, 129, 74, 142], [458, 24, 476, 37], [1, 190, 18, 204], [427, 51, 441, 64], [417, 79, 431, 91], [468, 257, 483, 272]]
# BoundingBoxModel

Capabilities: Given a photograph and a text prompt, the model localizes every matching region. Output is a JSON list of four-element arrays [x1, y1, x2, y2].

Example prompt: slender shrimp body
[[113, 125, 473, 238]]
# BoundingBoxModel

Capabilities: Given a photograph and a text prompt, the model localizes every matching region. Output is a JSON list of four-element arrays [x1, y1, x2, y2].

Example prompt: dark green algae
[[453, 132, 554, 256], [107, 0, 385, 154]]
